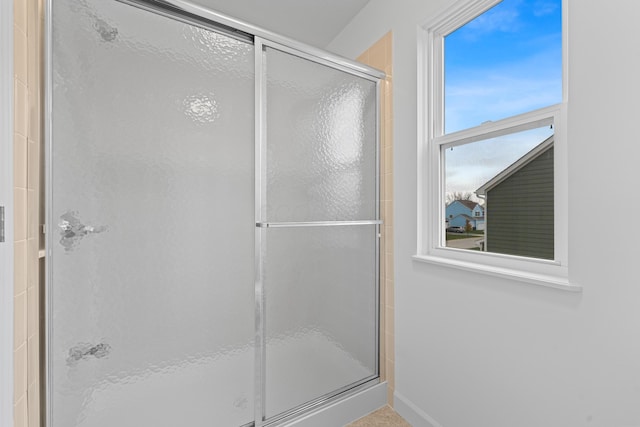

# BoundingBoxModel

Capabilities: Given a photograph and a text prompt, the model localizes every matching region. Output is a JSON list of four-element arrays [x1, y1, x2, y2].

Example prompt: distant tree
[[446, 191, 474, 205], [464, 219, 473, 235]]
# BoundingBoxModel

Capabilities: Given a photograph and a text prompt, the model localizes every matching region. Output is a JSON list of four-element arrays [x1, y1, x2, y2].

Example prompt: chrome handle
[[58, 211, 107, 252], [67, 342, 111, 366]]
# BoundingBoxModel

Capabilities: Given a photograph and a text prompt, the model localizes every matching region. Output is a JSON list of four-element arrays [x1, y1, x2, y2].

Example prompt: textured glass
[[51, 1, 254, 426], [263, 225, 378, 419], [265, 48, 377, 222]]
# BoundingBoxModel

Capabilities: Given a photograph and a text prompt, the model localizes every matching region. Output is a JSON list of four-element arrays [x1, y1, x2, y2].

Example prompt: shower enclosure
[[46, 0, 383, 426]]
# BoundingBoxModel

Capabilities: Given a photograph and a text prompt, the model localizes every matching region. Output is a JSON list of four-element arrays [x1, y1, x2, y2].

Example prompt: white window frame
[[415, 0, 579, 291]]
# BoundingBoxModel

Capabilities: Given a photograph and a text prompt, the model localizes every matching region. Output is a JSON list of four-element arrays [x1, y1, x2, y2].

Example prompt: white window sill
[[412, 254, 581, 292]]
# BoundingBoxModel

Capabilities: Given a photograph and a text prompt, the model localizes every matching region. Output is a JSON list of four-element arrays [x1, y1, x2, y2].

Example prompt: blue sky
[[444, 0, 561, 200], [445, 0, 562, 133]]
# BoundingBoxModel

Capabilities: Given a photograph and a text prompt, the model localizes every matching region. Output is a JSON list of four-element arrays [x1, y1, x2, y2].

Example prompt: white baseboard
[[394, 391, 444, 427], [283, 381, 387, 427]]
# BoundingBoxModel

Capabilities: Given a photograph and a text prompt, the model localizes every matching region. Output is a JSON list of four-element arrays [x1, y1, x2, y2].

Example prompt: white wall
[[327, 1, 640, 426]]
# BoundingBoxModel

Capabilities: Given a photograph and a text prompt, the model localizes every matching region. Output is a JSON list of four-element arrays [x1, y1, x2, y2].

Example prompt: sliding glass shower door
[[48, 2, 381, 427], [259, 46, 379, 421], [49, 1, 255, 426]]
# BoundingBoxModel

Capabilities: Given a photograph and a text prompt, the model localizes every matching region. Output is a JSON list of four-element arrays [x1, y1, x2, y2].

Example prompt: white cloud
[[445, 126, 553, 194], [456, 0, 524, 40], [445, 47, 561, 132]]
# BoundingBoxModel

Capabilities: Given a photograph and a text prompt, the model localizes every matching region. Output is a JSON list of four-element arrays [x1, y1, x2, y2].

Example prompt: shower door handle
[[67, 342, 111, 366]]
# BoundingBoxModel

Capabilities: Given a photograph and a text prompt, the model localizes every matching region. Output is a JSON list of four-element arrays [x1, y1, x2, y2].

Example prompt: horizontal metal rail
[[120, 0, 385, 80], [256, 220, 382, 228]]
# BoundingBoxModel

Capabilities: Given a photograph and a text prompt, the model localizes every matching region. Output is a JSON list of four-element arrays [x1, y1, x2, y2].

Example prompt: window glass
[[444, 125, 554, 259], [420, 0, 569, 286], [444, 0, 562, 134]]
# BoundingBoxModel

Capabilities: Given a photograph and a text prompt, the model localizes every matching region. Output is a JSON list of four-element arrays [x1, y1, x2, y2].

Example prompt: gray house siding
[[485, 147, 554, 260]]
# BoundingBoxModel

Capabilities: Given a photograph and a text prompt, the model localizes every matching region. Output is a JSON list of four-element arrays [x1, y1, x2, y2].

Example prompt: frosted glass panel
[[263, 226, 378, 419], [50, 1, 254, 426], [265, 48, 378, 222]]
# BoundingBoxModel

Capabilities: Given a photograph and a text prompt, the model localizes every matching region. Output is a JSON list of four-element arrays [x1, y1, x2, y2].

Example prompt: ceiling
[[189, 0, 371, 48]]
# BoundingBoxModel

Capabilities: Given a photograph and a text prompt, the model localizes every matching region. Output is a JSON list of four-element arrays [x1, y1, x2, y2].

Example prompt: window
[[416, 0, 577, 290]]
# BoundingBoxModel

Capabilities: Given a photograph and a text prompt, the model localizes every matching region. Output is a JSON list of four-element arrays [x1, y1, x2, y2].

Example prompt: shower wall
[[13, 0, 44, 426], [355, 32, 394, 406]]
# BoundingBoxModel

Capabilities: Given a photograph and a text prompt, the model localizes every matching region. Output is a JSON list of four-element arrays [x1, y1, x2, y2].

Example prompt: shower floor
[[347, 406, 412, 427], [67, 330, 372, 427]]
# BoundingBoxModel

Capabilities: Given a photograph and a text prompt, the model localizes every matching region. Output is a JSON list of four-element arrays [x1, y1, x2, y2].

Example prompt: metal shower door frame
[[253, 37, 382, 426], [43, 1, 384, 426]]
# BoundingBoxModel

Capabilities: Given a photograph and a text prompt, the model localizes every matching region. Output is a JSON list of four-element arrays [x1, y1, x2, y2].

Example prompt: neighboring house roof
[[475, 135, 554, 197], [455, 200, 480, 210], [447, 199, 485, 212]]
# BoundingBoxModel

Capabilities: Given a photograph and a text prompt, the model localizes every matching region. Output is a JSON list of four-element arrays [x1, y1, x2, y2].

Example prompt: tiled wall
[[13, 0, 43, 426], [356, 32, 394, 406]]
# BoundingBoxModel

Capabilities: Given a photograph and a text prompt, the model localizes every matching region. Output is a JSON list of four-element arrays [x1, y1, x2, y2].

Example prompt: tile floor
[[347, 406, 412, 426]]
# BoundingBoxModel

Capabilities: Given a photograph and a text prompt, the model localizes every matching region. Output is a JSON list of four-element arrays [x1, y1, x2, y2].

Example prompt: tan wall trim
[[13, 0, 43, 426], [356, 31, 394, 407]]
